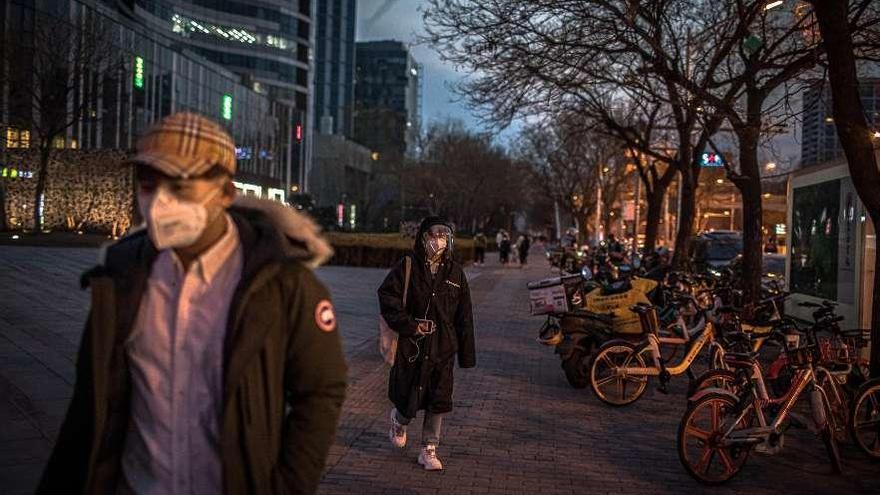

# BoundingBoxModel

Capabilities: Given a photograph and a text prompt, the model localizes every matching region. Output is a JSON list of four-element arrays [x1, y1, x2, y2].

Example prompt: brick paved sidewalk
[[1, 246, 878, 494], [319, 259, 880, 495]]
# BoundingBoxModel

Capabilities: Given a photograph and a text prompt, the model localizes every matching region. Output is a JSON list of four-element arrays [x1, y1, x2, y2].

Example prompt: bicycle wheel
[[816, 370, 850, 444], [589, 341, 649, 406], [851, 378, 880, 459], [687, 369, 739, 398], [818, 387, 844, 474], [678, 392, 752, 485]]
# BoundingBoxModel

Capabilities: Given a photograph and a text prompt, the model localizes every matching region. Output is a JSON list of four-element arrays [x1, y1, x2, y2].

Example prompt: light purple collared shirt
[[121, 215, 242, 495]]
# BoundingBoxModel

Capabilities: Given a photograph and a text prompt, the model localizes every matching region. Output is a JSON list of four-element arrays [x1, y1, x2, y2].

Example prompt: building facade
[[801, 78, 880, 167], [314, 0, 356, 138], [354, 40, 422, 158], [312, 133, 371, 230], [1, 0, 296, 231], [125, 0, 314, 193]]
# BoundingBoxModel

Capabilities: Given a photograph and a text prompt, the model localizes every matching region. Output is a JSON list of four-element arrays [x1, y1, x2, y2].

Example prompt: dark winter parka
[[378, 217, 476, 419], [36, 197, 347, 495]]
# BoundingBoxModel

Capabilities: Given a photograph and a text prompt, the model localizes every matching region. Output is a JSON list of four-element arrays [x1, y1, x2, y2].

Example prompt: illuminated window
[[52, 136, 66, 149], [222, 94, 233, 120], [171, 14, 295, 51], [70, 138, 78, 149], [6, 128, 30, 148]]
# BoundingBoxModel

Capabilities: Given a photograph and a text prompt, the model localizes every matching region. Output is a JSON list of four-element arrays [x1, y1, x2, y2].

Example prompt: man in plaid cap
[[37, 112, 347, 495]]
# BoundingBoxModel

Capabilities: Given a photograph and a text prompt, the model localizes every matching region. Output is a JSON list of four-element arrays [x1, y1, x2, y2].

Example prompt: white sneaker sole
[[389, 410, 406, 449], [417, 456, 443, 471], [389, 430, 406, 449]]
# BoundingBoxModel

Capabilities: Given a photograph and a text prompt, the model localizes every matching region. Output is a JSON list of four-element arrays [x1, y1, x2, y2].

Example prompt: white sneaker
[[389, 409, 407, 449], [418, 445, 443, 471]]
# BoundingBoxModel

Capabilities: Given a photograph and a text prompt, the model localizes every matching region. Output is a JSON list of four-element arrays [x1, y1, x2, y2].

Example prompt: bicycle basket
[[785, 344, 817, 368], [824, 332, 869, 365]]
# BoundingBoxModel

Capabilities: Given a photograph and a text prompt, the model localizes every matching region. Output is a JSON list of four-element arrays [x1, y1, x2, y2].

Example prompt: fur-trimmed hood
[[103, 197, 333, 271], [232, 196, 333, 269]]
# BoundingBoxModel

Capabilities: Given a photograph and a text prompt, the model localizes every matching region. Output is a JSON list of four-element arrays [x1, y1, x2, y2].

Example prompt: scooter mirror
[[581, 266, 593, 280]]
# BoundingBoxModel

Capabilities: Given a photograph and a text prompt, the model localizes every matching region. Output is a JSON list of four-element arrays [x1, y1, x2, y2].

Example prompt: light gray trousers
[[394, 409, 444, 446]]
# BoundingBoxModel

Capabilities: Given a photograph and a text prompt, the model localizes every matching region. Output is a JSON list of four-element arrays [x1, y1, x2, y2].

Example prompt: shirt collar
[[169, 214, 240, 284]]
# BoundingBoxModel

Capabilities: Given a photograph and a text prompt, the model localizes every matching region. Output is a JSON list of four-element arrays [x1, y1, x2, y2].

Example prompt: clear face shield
[[423, 224, 453, 258]]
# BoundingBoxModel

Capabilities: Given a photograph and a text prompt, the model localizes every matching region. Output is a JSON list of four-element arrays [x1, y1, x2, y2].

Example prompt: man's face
[[136, 165, 234, 211]]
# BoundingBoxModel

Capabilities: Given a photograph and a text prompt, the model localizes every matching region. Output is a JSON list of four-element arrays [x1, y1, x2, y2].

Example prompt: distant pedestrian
[[510, 237, 520, 267], [518, 235, 531, 266], [496, 230, 506, 263], [474, 231, 487, 266], [378, 217, 476, 471], [36, 112, 347, 495], [500, 234, 512, 265]]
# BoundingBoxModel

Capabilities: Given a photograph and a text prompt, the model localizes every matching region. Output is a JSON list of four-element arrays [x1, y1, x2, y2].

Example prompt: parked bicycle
[[588, 302, 722, 406], [851, 377, 880, 459], [678, 343, 843, 485]]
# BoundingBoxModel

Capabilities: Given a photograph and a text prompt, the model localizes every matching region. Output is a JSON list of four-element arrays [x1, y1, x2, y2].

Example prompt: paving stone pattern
[[0, 246, 877, 494]]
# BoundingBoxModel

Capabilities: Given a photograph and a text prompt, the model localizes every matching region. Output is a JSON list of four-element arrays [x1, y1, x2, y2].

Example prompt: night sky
[[355, 0, 522, 144]]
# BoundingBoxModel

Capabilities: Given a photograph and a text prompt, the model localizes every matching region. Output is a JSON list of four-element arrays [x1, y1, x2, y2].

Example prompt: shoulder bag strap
[[403, 256, 412, 305]]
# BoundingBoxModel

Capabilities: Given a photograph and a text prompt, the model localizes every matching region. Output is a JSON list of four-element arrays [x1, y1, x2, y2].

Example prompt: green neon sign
[[222, 94, 233, 120], [134, 56, 144, 89]]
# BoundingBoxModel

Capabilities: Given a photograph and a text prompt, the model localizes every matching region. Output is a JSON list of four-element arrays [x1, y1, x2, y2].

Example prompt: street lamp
[[764, 0, 783, 10], [765, 162, 777, 171], [715, 178, 724, 184], [763, 192, 771, 198]]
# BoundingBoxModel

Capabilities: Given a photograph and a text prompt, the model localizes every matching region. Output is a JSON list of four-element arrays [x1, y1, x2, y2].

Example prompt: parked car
[[692, 230, 743, 272], [725, 253, 786, 292]]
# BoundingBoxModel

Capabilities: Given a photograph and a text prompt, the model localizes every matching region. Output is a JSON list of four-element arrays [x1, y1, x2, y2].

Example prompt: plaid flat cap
[[129, 112, 236, 178]]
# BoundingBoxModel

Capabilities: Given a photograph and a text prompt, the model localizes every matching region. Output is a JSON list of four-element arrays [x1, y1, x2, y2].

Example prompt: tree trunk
[[32, 145, 52, 232], [643, 185, 666, 252], [737, 100, 765, 309], [672, 168, 697, 269], [812, 0, 880, 375]]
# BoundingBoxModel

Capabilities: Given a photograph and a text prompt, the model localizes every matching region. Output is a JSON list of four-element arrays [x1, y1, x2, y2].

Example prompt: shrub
[[326, 232, 475, 268]]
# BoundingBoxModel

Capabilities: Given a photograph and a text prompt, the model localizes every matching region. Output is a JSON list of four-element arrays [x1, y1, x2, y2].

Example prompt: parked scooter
[[530, 265, 660, 388]]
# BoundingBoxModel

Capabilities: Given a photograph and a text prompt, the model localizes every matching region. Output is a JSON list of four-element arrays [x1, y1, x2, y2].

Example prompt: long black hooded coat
[[378, 218, 476, 418]]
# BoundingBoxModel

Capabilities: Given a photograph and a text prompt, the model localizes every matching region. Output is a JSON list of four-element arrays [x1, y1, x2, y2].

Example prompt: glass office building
[[801, 78, 880, 167], [314, 0, 356, 138], [354, 40, 422, 158], [128, 0, 313, 192], [0, 0, 293, 197]]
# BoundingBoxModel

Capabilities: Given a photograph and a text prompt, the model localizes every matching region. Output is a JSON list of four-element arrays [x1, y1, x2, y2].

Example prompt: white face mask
[[138, 186, 222, 250]]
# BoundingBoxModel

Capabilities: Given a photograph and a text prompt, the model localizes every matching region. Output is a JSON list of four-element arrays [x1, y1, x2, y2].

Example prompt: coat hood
[[232, 196, 333, 269], [96, 196, 333, 280]]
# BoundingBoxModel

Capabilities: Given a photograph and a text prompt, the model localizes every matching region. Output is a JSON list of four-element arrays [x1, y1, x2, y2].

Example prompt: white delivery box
[[527, 277, 570, 315]]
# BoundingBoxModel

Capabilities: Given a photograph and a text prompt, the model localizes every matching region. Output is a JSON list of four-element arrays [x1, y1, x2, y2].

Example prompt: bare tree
[[406, 121, 526, 233], [516, 117, 623, 241], [808, 0, 880, 373], [582, 95, 679, 251], [422, 0, 742, 267], [1, 7, 118, 230]]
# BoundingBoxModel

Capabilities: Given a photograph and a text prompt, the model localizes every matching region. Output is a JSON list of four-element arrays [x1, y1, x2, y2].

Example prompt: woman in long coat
[[377, 216, 476, 471]]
